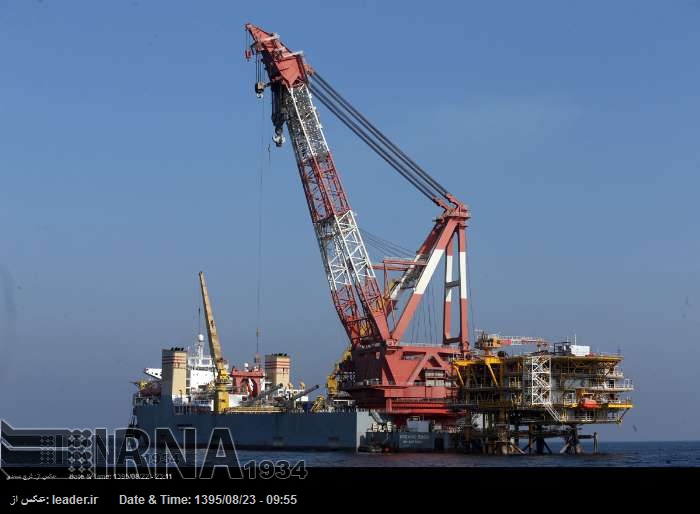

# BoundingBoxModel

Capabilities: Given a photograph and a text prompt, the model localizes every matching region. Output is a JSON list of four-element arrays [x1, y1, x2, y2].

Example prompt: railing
[[133, 397, 160, 406], [397, 341, 459, 348], [553, 370, 624, 378], [350, 378, 382, 386], [605, 398, 633, 405], [392, 397, 451, 403], [586, 380, 634, 391]]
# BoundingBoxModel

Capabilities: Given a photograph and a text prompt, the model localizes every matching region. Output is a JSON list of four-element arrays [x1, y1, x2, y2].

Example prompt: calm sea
[[233, 441, 700, 467]]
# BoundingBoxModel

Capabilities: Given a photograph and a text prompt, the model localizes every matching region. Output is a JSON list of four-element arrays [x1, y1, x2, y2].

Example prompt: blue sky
[[1, 1, 698, 441]]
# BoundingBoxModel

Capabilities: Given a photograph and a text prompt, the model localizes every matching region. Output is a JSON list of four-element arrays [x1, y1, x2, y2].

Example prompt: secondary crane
[[475, 331, 550, 353], [198, 271, 230, 414], [245, 24, 470, 422]]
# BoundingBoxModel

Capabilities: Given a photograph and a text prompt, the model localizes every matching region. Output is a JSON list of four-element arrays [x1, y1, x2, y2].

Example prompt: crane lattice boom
[[245, 23, 471, 420], [246, 24, 389, 347]]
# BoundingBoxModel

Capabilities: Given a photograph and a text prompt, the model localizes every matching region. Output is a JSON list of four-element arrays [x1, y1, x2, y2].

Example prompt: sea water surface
[[232, 441, 699, 467]]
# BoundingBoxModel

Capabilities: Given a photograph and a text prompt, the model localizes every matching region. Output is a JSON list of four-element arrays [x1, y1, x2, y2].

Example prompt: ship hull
[[133, 403, 373, 451]]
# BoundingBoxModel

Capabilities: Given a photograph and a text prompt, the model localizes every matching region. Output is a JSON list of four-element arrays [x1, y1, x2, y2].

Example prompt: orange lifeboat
[[579, 398, 598, 409]]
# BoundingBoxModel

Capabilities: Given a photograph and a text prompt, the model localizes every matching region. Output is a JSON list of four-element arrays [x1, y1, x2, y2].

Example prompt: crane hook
[[273, 130, 285, 147], [255, 81, 267, 99]]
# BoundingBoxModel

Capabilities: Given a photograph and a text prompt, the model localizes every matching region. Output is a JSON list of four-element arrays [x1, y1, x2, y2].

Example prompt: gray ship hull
[[133, 403, 373, 451]]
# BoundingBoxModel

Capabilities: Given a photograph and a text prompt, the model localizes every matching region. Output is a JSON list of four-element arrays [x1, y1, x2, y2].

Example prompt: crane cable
[[309, 73, 451, 203], [312, 73, 449, 198], [309, 85, 435, 200], [310, 78, 440, 198], [255, 93, 268, 360], [360, 228, 413, 258]]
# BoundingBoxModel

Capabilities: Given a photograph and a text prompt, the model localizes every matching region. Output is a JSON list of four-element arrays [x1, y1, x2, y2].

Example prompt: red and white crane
[[245, 24, 470, 421]]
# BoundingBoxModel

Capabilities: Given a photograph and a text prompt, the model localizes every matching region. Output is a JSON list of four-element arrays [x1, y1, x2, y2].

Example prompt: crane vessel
[[130, 23, 633, 453]]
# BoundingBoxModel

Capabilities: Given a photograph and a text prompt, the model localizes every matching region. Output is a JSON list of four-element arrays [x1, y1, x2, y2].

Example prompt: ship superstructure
[[134, 343, 313, 414], [133, 272, 316, 415], [129, 272, 372, 451]]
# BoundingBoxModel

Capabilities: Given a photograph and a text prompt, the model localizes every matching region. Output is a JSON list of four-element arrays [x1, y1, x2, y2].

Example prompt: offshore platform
[[453, 333, 633, 454]]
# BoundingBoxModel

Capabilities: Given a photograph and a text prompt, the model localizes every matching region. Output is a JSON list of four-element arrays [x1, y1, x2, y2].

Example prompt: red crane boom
[[245, 23, 470, 422], [246, 23, 390, 347]]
